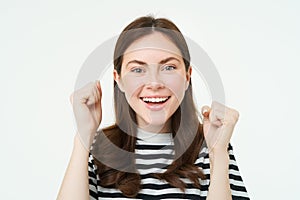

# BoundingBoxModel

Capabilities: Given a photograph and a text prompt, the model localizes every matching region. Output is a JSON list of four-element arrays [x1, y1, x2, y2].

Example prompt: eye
[[130, 67, 145, 73], [163, 65, 176, 71]]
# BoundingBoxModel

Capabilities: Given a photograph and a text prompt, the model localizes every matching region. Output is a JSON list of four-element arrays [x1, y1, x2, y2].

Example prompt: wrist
[[209, 148, 229, 157], [74, 132, 91, 153], [209, 149, 229, 168]]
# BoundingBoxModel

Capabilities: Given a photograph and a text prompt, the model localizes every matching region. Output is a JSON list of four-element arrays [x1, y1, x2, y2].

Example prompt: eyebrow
[[125, 57, 181, 67]]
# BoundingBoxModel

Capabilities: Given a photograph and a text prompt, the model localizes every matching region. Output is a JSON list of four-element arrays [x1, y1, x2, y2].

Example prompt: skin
[[114, 32, 191, 133], [57, 31, 239, 200], [202, 102, 239, 200]]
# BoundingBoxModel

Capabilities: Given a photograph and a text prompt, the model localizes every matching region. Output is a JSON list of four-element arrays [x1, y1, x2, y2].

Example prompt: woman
[[57, 16, 249, 199]]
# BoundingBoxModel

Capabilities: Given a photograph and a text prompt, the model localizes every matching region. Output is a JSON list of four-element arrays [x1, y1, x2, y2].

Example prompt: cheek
[[121, 76, 144, 101], [163, 74, 187, 101]]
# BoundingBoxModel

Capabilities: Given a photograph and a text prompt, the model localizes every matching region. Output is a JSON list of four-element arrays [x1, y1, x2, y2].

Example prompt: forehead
[[123, 32, 183, 62]]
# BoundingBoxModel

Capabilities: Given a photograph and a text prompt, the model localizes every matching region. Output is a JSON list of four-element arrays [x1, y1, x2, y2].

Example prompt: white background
[[1, 0, 299, 199]]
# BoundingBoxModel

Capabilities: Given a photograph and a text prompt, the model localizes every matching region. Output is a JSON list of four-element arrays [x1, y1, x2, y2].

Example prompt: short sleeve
[[227, 144, 250, 200], [88, 152, 99, 200]]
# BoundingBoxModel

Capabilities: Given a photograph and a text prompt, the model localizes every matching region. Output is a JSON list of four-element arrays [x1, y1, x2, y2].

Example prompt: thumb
[[201, 105, 211, 138], [201, 105, 210, 121]]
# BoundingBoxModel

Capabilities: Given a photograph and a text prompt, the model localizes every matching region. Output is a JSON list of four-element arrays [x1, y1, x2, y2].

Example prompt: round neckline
[[137, 127, 173, 143]]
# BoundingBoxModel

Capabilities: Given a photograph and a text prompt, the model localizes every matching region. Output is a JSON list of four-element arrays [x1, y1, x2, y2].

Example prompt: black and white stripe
[[88, 135, 249, 200]]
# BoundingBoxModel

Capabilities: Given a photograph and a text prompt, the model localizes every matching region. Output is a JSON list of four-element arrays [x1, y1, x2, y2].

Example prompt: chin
[[140, 115, 168, 126]]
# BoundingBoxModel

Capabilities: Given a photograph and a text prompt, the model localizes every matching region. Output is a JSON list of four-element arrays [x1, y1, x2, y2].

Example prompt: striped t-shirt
[[88, 128, 250, 199]]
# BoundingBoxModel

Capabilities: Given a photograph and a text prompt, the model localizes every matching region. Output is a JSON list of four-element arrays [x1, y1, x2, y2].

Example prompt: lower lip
[[141, 97, 170, 111]]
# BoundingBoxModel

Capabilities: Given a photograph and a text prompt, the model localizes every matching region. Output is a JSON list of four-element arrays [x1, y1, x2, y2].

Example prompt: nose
[[144, 72, 164, 90]]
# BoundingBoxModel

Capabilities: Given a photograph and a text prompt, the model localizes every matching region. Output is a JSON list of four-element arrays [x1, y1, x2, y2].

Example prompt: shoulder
[[196, 143, 250, 199], [88, 152, 98, 171]]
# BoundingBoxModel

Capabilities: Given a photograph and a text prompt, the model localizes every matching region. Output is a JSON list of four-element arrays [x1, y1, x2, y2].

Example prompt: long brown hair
[[91, 15, 206, 197]]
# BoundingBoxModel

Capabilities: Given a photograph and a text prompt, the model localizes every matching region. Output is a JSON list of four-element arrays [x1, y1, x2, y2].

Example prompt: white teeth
[[142, 97, 169, 103]]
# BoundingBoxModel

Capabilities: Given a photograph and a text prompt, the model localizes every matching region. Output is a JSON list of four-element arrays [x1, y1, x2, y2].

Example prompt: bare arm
[[56, 133, 90, 200], [206, 150, 232, 200], [201, 101, 240, 200], [57, 81, 102, 199]]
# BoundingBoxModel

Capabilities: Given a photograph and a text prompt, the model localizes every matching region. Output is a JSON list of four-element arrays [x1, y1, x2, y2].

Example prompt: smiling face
[[114, 32, 192, 133]]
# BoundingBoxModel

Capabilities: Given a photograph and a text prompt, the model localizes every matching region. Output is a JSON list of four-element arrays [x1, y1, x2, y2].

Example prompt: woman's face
[[114, 32, 191, 133]]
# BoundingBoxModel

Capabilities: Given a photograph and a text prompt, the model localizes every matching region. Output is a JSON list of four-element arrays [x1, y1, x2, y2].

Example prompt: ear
[[113, 69, 124, 92], [185, 66, 192, 90]]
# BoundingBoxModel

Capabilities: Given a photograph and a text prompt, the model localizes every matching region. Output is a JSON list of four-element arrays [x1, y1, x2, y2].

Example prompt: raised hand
[[70, 80, 102, 149], [201, 101, 239, 153]]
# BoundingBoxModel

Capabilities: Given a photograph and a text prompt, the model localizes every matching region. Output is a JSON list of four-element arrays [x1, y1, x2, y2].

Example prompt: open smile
[[139, 96, 171, 111]]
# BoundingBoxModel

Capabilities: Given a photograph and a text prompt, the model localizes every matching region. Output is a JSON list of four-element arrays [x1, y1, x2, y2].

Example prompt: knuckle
[[235, 111, 240, 118], [231, 109, 239, 118]]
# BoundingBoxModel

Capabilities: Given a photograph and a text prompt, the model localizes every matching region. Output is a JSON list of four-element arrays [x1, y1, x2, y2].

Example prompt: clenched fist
[[201, 101, 239, 153], [70, 80, 102, 149]]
